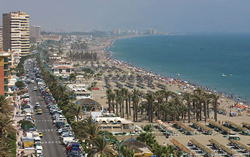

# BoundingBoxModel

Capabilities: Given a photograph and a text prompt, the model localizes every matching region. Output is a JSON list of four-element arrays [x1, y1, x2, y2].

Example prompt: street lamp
[[105, 138, 136, 157], [79, 102, 96, 118]]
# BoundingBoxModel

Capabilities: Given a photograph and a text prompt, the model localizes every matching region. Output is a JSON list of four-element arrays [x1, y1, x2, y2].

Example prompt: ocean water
[[107, 34, 250, 102]]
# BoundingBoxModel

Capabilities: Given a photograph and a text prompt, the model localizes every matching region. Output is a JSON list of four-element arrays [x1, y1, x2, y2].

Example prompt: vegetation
[[15, 81, 26, 88], [136, 132, 182, 157], [69, 73, 77, 82], [0, 95, 16, 157]]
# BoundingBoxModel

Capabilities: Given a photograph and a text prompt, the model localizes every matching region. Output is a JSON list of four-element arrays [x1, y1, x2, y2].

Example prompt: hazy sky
[[1, 0, 250, 32]]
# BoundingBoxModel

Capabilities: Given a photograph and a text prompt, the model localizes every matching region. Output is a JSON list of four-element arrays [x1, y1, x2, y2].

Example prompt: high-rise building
[[113, 28, 120, 35], [3, 11, 30, 57], [0, 50, 10, 95], [146, 28, 156, 35], [30, 25, 41, 43], [0, 26, 2, 49]]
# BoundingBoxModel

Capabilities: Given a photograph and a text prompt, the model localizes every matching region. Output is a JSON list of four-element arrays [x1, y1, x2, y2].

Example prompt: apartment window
[[4, 71, 8, 77], [4, 57, 8, 62], [4, 78, 8, 84], [4, 86, 8, 92], [66, 69, 70, 73], [4, 64, 8, 70]]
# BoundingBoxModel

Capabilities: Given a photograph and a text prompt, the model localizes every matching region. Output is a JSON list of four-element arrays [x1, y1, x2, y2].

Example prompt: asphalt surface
[[26, 62, 66, 157]]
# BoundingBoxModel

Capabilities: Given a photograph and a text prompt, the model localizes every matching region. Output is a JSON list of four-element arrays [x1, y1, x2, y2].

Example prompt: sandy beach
[[75, 35, 250, 154]]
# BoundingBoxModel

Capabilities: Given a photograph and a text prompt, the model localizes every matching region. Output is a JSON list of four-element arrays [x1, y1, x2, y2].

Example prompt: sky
[[1, 0, 250, 32]]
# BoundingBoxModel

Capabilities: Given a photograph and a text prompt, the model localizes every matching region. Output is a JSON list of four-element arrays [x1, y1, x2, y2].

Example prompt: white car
[[33, 86, 37, 91], [31, 80, 34, 84], [35, 102, 40, 108]]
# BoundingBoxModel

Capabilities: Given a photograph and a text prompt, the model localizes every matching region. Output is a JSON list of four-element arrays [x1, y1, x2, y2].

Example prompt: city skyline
[[0, 0, 250, 32], [1, 0, 250, 32]]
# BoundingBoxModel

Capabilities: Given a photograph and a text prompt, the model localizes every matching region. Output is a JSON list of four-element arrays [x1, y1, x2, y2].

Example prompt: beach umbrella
[[242, 106, 247, 109]]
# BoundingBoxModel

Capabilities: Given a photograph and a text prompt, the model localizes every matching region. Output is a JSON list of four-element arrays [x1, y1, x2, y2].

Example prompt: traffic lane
[[30, 89, 66, 157], [28, 82, 66, 157], [29, 84, 65, 157]]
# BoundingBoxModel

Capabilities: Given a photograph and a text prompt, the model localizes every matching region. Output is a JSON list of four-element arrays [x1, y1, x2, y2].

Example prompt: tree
[[146, 93, 155, 123], [0, 96, 16, 156], [136, 132, 156, 147], [70, 103, 81, 122], [15, 81, 25, 88], [0, 95, 12, 116], [120, 145, 135, 157], [69, 73, 77, 82], [87, 136, 115, 157], [183, 93, 193, 123], [212, 94, 220, 122], [106, 89, 112, 113], [143, 124, 153, 132], [132, 89, 140, 122]]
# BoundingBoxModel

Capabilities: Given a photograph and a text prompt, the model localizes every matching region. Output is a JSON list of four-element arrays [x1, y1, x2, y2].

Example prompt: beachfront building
[[67, 84, 93, 99], [49, 54, 62, 61], [3, 11, 30, 57], [52, 65, 74, 78], [52, 60, 73, 67], [0, 51, 10, 95], [93, 113, 135, 133]]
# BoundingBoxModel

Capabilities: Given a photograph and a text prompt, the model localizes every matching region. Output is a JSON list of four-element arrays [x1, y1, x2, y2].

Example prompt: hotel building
[[3, 11, 30, 57]]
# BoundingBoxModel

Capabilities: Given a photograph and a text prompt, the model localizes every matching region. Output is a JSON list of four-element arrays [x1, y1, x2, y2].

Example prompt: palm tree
[[146, 93, 155, 123], [70, 103, 81, 122], [193, 94, 202, 121], [132, 90, 140, 122], [183, 93, 193, 123], [154, 90, 164, 118], [0, 95, 12, 116], [212, 94, 220, 122], [136, 132, 156, 147], [106, 89, 112, 113], [128, 92, 132, 116], [124, 88, 129, 119], [87, 135, 115, 157], [0, 115, 16, 140], [164, 90, 173, 103], [110, 93, 115, 114]]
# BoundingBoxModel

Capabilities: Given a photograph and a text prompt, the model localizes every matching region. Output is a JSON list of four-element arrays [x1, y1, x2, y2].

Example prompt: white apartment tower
[[3, 11, 30, 56], [113, 28, 120, 35]]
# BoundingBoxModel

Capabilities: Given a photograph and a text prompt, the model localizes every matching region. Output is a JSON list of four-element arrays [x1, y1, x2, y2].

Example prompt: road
[[26, 61, 66, 157]]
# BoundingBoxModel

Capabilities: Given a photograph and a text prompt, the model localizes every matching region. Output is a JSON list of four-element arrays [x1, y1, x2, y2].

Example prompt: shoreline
[[97, 35, 248, 105]]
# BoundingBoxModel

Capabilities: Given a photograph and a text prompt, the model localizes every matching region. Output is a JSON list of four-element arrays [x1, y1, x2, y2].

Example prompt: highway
[[26, 61, 66, 157]]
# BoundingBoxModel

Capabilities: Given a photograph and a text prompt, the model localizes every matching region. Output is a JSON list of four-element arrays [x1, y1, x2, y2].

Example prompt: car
[[39, 132, 43, 138], [37, 109, 42, 114], [34, 102, 40, 109], [34, 86, 37, 91]]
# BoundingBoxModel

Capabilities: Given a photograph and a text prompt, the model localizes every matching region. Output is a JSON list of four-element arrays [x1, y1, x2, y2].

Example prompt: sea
[[107, 33, 250, 103]]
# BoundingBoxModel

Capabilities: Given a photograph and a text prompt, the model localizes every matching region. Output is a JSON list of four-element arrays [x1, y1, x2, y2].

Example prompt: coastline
[[96, 35, 248, 105]]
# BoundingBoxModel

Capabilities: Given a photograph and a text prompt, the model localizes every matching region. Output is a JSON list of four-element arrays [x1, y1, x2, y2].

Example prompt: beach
[[75, 34, 250, 151]]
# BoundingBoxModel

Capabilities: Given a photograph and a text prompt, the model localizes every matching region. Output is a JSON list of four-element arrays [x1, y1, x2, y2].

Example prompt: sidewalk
[[12, 95, 25, 156]]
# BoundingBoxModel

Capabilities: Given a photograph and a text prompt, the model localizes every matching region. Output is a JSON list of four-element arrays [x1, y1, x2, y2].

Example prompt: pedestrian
[[17, 150, 20, 156]]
